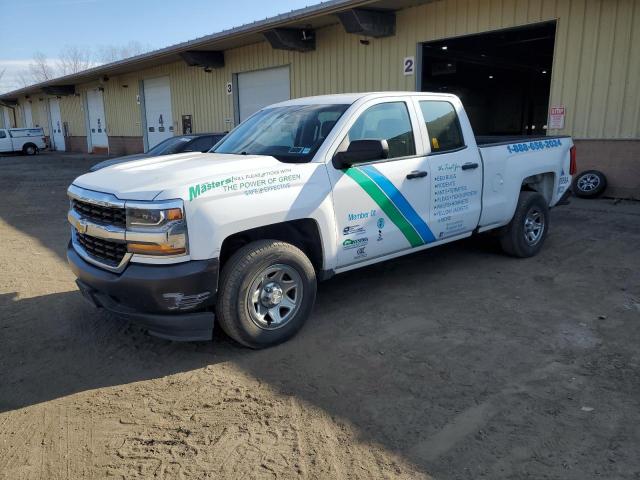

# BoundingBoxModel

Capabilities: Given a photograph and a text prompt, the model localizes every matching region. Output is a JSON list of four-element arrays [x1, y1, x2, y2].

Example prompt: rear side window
[[347, 102, 416, 159], [0, 130, 6, 138], [419, 101, 464, 153]]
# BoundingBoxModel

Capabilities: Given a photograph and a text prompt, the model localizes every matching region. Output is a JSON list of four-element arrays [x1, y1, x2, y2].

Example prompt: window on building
[[419, 101, 464, 153], [346, 102, 416, 159]]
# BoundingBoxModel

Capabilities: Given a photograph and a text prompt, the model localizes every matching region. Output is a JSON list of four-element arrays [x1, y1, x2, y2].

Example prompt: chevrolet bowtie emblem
[[76, 218, 88, 234]]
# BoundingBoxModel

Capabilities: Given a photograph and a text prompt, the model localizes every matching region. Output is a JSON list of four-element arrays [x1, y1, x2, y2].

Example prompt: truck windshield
[[212, 104, 350, 163]]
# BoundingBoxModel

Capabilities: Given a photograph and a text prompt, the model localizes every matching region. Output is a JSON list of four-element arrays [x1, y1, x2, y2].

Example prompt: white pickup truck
[[67, 92, 575, 348], [0, 127, 47, 155]]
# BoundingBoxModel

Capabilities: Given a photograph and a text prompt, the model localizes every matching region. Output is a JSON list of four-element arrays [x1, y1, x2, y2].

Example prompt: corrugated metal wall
[[59, 95, 86, 137], [16, 0, 639, 142]]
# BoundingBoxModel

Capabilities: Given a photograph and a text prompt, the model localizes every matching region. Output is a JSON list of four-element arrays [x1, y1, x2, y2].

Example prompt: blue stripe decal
[[359, 165, 436, 243]]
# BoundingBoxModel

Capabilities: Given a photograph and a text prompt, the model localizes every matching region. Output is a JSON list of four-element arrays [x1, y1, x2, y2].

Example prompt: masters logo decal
[[188, 168, 300, 201]]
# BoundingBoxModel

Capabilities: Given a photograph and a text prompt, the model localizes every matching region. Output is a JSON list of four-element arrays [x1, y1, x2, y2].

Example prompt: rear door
[[143, 76, 174, 149], [328, 98, 435, 268], [48, 98, 65, 151], [237, 67, 290, 122], [86, 89, 108, 150], [414, 98, 483, 239]]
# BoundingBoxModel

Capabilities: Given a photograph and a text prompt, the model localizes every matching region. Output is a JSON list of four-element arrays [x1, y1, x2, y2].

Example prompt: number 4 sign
[[403, 57, 415, 76]]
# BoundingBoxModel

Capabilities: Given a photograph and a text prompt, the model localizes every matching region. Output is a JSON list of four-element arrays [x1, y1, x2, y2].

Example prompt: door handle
[[461, 162, 479, 171], [406, 170, 428, 179]]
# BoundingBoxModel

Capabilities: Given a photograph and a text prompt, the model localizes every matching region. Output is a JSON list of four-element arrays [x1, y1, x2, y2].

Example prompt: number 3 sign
[[403, 57, 415, 76]]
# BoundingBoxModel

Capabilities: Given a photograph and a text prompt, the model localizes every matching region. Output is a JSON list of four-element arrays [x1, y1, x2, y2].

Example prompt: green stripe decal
[[345, 168, 424, 248]]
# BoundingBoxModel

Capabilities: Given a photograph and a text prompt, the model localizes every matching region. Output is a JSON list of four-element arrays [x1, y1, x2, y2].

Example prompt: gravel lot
[[1, 152, 639, 479]]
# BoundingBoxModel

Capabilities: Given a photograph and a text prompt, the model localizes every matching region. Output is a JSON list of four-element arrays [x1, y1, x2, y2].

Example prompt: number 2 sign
[[403, 56, 415, 76]]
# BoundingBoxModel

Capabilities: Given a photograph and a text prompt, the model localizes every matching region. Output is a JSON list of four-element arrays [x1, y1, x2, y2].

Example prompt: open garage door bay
[[420, 21, 556, 138], [237, 66, 290, 122], [143, 76, 174, 149], [86, 89, 108, 151], [48, 98, 65, 151]]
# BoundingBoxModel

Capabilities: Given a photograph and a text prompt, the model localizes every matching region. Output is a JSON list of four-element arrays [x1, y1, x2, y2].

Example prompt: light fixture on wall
[[204, 67, 213, 73], [359, 39, 370, 45]]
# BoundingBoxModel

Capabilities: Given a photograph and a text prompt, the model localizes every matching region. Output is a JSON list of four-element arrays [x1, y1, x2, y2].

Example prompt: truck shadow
[[1, 236, 547, 475]]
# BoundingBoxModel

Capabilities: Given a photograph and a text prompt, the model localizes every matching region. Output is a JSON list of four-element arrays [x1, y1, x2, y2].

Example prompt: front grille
[[76, 232, 127, 266], [72, 199, 126, 228]]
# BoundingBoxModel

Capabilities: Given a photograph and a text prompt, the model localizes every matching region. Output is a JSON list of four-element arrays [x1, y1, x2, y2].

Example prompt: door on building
[[48, 98, 65, 151], [23, 102, 33, 128], [420, 21, 556, 136], [237, 66, 290, 122], [143, 76, 174, 149], [86, 89, 109, 151]]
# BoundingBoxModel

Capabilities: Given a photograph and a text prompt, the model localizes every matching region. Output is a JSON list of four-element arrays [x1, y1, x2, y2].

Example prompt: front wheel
[[499, 192, 549, 258], [216, 240, 317, 349]]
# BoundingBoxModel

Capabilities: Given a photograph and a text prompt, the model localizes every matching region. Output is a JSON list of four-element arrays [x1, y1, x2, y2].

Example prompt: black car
[[90, 133, 226, 172]]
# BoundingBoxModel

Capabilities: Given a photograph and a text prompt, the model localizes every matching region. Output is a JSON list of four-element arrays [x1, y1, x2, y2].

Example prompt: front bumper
[[67, 243, 218, 341]]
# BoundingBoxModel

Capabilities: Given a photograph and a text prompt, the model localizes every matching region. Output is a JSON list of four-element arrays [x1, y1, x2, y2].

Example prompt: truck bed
[[475, 135, 570, 147]]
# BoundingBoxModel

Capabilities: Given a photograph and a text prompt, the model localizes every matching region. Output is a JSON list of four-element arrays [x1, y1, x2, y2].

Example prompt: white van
[[0, 128, 47, 155]]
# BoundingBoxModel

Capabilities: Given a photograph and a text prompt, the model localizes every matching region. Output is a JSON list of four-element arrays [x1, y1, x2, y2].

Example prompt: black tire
[[216, 240, 317, 349], [22, 143, 38, 156], [499, 191, 549, 258], [572, 170, 607, 198]]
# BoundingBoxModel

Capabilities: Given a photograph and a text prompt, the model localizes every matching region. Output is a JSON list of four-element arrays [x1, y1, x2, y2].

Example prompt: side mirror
[[333, 139, 389, 169]]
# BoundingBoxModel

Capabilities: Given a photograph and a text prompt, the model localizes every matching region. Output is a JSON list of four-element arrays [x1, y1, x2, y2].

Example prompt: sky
[[0, 0, 315, 93]]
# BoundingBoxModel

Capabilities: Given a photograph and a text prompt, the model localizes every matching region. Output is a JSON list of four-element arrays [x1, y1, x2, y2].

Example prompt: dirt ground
[[1, 152, 639, 480]]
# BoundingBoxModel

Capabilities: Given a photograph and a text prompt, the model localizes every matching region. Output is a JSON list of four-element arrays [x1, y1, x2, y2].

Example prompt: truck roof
[[271, 91, 459, 107]]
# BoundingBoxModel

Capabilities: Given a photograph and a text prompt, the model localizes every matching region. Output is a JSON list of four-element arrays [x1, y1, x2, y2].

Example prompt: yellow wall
[[59, 95, 86, 137], [33, 0, 640, 141]]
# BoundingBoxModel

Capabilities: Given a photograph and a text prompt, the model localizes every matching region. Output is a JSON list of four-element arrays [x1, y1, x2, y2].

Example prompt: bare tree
[[28, 52, 55, 82], [57, 45, 93, 75], [15, 70, 33, 89], [96, 41, 152, 64]]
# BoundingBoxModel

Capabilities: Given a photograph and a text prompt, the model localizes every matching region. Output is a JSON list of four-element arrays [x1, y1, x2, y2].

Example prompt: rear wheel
[[216, 240, 317, 349], [499, 191, 549, 258], [23, 143, 38, 156]]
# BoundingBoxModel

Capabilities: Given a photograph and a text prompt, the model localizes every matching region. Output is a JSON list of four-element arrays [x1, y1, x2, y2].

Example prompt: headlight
[[125, 200, 188, 257]]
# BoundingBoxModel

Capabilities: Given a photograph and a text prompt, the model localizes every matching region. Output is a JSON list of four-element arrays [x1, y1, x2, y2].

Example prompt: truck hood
[[72, 152, 283, 201]]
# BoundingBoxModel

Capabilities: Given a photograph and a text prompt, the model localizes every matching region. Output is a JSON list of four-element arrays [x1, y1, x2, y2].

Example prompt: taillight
[[569, 145, 577, 175]]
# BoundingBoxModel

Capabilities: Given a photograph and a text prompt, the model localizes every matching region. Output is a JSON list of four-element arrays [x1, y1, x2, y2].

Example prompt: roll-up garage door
[[23, 102, 33, 128], [48, 98, 65, 151], [237, 66, 290, 122], [86, 89, 108, 150], [143, 76, 174, 149]]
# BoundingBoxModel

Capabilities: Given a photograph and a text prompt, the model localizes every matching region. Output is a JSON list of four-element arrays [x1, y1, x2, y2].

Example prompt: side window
[[0, 130, 6, 139], [419, 101, 465, 153], [186, 136, 215, 152], [346, 102, 416, 159]]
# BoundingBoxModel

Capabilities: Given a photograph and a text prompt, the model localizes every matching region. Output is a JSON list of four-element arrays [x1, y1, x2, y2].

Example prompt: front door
[[48, 98, 65, 151], [0, 129, 12, 152], [413, 99, 483, 239], [328, 99, 435, 268], [86, 89, 108, 150]]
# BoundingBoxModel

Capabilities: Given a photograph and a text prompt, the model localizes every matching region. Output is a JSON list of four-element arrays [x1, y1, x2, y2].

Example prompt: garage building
[[0, 0, 638, 197]]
